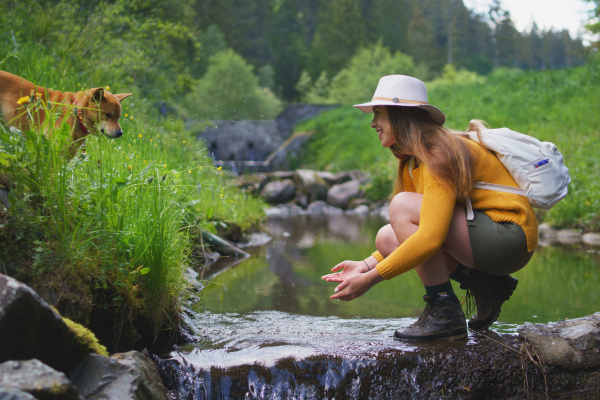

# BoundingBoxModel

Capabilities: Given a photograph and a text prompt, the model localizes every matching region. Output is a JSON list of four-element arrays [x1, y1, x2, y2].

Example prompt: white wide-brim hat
[[353, 75, 446, 125]]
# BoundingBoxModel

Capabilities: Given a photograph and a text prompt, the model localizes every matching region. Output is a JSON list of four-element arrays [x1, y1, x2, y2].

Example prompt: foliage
[[327, 42, 418, 104], [0, 42, 266, 348], [0, 0, 200, 114], [192, 0, 587, 101], [184, 49, 283, 120], [296, 57, 600, 230]]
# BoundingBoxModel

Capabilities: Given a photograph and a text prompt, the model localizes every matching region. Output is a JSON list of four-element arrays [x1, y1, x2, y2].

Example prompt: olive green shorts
[[467, 210, 533, 275]]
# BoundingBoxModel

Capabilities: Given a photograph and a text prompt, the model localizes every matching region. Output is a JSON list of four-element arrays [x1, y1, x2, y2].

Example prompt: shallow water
[[196, 214, 599, 331], [162, 214, 599, 398]]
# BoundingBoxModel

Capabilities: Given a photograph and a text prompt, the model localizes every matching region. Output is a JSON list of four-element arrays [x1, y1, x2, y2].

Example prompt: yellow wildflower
[[217, 166, 222, 171], [163, 164, 167, 168], [130, 116, 133, 120], [138, 134, 142, 138], [105, 86, 110, 91], [17, 96, 30, 105], [127, 165, 132, 171], [35, 92, 42, 100], [182, 140, 186, 144], [143, 160, 147, 164], [220, 194, 223, 198], [188, 170, 191, 174], [150, 139, 153, 142], [125, 113, 128, 117]]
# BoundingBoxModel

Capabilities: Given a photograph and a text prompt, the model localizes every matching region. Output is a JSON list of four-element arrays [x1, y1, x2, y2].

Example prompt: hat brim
[[353, 100, 446, 126]]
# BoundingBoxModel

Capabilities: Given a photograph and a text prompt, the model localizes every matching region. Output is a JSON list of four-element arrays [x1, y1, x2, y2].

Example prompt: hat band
[[372, 96, 428, 105]]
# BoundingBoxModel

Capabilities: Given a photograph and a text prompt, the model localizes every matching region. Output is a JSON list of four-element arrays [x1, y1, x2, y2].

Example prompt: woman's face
[[371, 106, 395, 148]]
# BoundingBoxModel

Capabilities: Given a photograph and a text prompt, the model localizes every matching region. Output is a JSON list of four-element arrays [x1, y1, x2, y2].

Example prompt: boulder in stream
[[327, 180, 361, 209], [260, 179, 297, 204], [519, 312, 600, 370], [0, 274, 88, 373], [69, 351, 169, 400], [0, 359, 81, 400]]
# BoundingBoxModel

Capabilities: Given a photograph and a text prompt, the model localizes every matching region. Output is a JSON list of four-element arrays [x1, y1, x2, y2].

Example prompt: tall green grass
[[296, 57, 600, 230], [0, 49, 265, 347]]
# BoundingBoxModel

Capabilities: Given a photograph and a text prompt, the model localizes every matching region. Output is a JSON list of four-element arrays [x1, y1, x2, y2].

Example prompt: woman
[[322, 75, 538, 340]]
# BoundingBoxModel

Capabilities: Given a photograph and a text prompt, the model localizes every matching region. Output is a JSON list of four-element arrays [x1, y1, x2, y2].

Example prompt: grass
[[0, 50, 265, 350], [296, 56, 600, 231]]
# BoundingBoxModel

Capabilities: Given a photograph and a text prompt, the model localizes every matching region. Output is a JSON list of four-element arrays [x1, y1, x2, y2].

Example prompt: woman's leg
[[375, 192, 474, 285], [376, 192, 473, 340]]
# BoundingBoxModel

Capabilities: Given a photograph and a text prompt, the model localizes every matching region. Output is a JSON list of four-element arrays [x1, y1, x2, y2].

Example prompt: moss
[[61, 315, 109, 357]]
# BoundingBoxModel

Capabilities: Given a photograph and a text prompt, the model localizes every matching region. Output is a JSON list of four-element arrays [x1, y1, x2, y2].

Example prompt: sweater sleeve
[[375, 172, 457, 280], [372, 251, 385, 262]]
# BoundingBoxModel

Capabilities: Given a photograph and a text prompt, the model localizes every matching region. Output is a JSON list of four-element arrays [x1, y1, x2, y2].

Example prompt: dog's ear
[[91, 88, 105, 104], [115, 93, 132, 102]]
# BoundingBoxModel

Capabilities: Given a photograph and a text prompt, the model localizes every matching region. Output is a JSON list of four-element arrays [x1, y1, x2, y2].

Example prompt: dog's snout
[[101, 128, 105, 134], [115, 130, 123, 138]]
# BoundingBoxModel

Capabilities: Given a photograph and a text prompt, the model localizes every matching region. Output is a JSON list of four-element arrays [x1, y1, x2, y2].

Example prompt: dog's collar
[[73, 100, 90, 136]]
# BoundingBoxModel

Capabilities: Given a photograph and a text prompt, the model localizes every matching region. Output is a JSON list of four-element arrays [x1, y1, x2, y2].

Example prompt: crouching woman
[[322, 75, 538, 340]]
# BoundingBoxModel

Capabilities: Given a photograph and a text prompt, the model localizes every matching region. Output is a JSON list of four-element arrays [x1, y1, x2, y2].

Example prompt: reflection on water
[[165, 215, 599, 398], [196, 215, 600, 331]]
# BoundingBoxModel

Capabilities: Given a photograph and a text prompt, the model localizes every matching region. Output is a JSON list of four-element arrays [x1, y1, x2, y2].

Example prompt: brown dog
[[0, 70, 131, 157]]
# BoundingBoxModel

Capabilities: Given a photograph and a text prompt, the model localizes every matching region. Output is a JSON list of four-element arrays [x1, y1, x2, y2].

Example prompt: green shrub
[[184, 49, 283, 120]]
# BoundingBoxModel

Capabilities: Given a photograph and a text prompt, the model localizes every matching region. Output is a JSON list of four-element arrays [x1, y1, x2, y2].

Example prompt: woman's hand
[[329, 269, 385, 301], [321, 260, 368, 283]]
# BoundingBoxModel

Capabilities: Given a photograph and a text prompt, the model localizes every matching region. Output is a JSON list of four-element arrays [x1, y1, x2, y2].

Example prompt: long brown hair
[[386, 106, 474, 201]]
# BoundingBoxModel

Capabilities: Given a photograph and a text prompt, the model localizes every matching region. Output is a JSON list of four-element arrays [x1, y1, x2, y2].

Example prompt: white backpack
[[458, 123, 571, 220], [408, 123, 571, 220]]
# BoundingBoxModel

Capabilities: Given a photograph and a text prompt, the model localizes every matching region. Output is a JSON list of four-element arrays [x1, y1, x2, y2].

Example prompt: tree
[[307, 0, 366, 79], [327, 42, 417, 104], [184, 49, 282, 120]]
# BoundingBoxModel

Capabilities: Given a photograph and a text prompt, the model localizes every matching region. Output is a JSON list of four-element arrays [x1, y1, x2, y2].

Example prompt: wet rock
[[318, 171, 353, 187], [260, 180, 296, 204], [557, 229, 582, 244], [294, 169, 329, 204], [538, 222, 556, 237], [0, 387, 37, 400], [306, 200, 328, 214], [582, 232, 600, 246], [519, 312, 600, 370], [347, 198, 370, 210], [265, 205, 290, 217], [345, 205, 370, 215], [0, 274, 88, 373], [69, 351, 168, 400], [327, 180, 361, 209], [0, 359, 81, 400]]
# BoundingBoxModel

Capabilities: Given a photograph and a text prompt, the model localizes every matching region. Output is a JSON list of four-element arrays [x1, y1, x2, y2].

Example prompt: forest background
[[0, 0, 599, 351]]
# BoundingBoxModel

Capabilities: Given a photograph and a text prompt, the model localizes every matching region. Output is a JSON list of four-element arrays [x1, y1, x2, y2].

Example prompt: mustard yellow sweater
[[373, 138, 538, 280]]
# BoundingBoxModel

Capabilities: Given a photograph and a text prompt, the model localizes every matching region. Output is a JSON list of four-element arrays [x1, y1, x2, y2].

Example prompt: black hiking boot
[[394, 295, 467, 341], [465, 271, 518, 331]]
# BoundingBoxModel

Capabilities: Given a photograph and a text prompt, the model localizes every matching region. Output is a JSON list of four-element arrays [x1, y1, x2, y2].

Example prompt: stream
[[156, 214, 600, 399]]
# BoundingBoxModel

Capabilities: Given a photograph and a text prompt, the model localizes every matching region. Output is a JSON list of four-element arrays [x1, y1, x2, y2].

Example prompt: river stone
[[306, 200, 328, 214], [69, 351, 168, 400], [0, 387, 38, 400], [556, 228, 582, 244], [518, 312, 600, 370], [0, 274, 88, 373], [0, 359, 81, 400], [326, 180, 360, 209], [582, 232, 600, 245], [260, 180, 296, 204], [294, 169, 329, 204]]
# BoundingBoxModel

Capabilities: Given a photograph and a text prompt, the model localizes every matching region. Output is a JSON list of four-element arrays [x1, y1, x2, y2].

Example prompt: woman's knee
[[375, 224, 399, 258], [389, 192, 421, 223]]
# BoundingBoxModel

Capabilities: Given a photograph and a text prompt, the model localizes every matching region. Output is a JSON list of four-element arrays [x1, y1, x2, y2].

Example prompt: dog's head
[[80, 88, 132, 139]]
